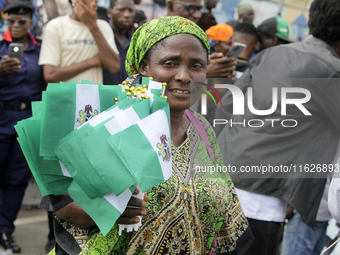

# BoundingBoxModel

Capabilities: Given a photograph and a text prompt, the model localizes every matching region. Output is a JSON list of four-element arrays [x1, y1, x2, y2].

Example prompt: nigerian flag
[[107, 109, 172, 192], [16, 78, 173, 236], [78, 98, 151, 196], [68, 180, 136, 236], [15, 101, 72, 196], [40, 83, 121, 157]]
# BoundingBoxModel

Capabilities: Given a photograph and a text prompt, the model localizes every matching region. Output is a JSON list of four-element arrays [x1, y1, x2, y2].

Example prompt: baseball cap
[[206, 24, 233, 42], [258, 16, 291, 43], [4, 1, 35, 15], [134, 10, 146, 24]]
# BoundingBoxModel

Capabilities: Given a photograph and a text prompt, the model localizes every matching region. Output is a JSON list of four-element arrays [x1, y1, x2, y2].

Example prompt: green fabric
[[125, 16, 210, 76], [78, 112, 249, 254], [79, 224, 132, 255], [123, 112, 249, 254], [47, 248, 56, 255]]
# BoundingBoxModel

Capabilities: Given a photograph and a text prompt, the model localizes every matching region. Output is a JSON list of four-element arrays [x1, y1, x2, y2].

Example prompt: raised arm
[[73, 0, 120, 73], [43, 0, 59, 21]]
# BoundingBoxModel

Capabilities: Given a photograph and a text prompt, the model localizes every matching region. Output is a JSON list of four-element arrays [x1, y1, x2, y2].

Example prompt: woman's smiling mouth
[[171, 89, 190, 94]]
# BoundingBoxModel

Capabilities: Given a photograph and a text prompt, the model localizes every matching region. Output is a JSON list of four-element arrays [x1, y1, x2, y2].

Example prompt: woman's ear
[[139, 60, 149, 76]]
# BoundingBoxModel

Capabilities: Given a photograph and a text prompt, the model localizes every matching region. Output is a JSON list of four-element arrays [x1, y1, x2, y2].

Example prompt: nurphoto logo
[[198, 83, 312, 128]]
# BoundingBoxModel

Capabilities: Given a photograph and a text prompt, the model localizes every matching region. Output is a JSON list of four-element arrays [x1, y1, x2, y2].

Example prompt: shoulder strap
[[185, 109, 215, 165]]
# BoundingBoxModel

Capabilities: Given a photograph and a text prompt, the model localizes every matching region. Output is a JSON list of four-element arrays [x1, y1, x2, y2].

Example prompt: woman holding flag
[[72, 16, 253, 255], [43, 16, 253, 255]]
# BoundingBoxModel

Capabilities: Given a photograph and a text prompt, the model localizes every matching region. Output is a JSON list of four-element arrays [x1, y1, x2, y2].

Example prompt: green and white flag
[[107, 109, 172, 192], [40, 83, 120, 157], [15, 102, 72, 196], [16, 79, 172, 236], [67, 180, 135, 236], [78, 99, 151, 196], [53, 104, 126, 198]]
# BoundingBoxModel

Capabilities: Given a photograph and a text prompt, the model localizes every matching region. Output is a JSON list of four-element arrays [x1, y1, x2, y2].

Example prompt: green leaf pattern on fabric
[[73, 112, 248, 255], [79, 224, 132, 255]]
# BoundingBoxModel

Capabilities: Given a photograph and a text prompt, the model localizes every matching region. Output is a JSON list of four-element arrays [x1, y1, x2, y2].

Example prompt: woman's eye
[[192, 64, 203, 69], [163, 61, 175, 67]]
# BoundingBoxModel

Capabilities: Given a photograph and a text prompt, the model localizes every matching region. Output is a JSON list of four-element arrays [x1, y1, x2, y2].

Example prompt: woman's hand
[[117, 188, 149, 224]]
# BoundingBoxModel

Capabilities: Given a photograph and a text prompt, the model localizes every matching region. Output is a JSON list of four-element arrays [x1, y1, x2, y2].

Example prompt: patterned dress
[[79, 112, 250, 255], [124, 112, 248, 254]]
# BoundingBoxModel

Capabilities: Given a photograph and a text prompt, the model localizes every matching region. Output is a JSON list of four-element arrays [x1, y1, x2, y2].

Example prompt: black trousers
[[0, 135, 31, 233], [243, 218, 283, 255]]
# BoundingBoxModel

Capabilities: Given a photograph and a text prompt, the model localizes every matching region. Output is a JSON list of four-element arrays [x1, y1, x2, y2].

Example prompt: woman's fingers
[[144, 194, 150, 203], [117, 207, 147, 224], [117, 216, 140, 224], [127, 196, 146, 208], [132, 188, 140, 195], [116, 192, 150, 225], [121, 207, 147, 218]]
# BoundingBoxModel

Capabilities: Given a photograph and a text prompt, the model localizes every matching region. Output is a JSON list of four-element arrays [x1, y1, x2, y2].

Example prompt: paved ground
[[0, 178, 49, 255], [3, 178, 340, 255]]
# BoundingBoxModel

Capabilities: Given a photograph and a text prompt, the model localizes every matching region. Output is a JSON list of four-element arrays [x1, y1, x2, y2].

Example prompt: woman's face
[[140, 34, 208, 112]]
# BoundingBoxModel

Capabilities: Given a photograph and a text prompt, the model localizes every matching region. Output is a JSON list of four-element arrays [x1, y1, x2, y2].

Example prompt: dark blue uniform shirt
[[0, 30, 45, 136], [103, 31, 132, 85]]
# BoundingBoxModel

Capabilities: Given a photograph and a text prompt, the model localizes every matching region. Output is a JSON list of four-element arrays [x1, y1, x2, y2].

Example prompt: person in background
[[226, 20, 239, 29], [329, 160, 340, 223], [103, 0, 134, 85], [39, 0, 120, 84], [206, 23, 233, 55], [0, 2, 46, 253], [131, 9, 146, 33], [96, 6, 109, 22], [42, 0, 73, 24], [165, 0, 203, 24], [203, 23, 234, 123], [165, 0, 236, 79], [230, 22, 259, 73], [215, 0, 340, 254], [197, 0, 217, 31], [237, 2, 254, 23], [257, 16, 291, 51]]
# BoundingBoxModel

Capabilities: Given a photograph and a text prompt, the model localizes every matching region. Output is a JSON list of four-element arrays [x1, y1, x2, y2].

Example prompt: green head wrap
[[125, 16, 210, 76]]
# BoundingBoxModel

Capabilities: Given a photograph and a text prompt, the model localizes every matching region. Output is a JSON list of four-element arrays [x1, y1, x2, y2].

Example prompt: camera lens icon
[[13, 46, 19, 52]]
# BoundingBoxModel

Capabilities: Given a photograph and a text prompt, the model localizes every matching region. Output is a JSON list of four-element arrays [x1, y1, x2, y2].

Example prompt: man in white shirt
[[39, 0, 120, 84]]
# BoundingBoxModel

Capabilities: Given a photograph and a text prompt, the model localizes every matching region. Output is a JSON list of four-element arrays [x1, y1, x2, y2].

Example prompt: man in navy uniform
[[0, 1, 46, 252]]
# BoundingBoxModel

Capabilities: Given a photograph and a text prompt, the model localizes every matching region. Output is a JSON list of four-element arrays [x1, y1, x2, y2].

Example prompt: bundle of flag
[[15, 77, 172, 235]]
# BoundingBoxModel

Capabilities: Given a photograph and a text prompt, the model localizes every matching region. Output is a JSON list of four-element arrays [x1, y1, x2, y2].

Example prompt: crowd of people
[[1, 0, 340, 254]]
